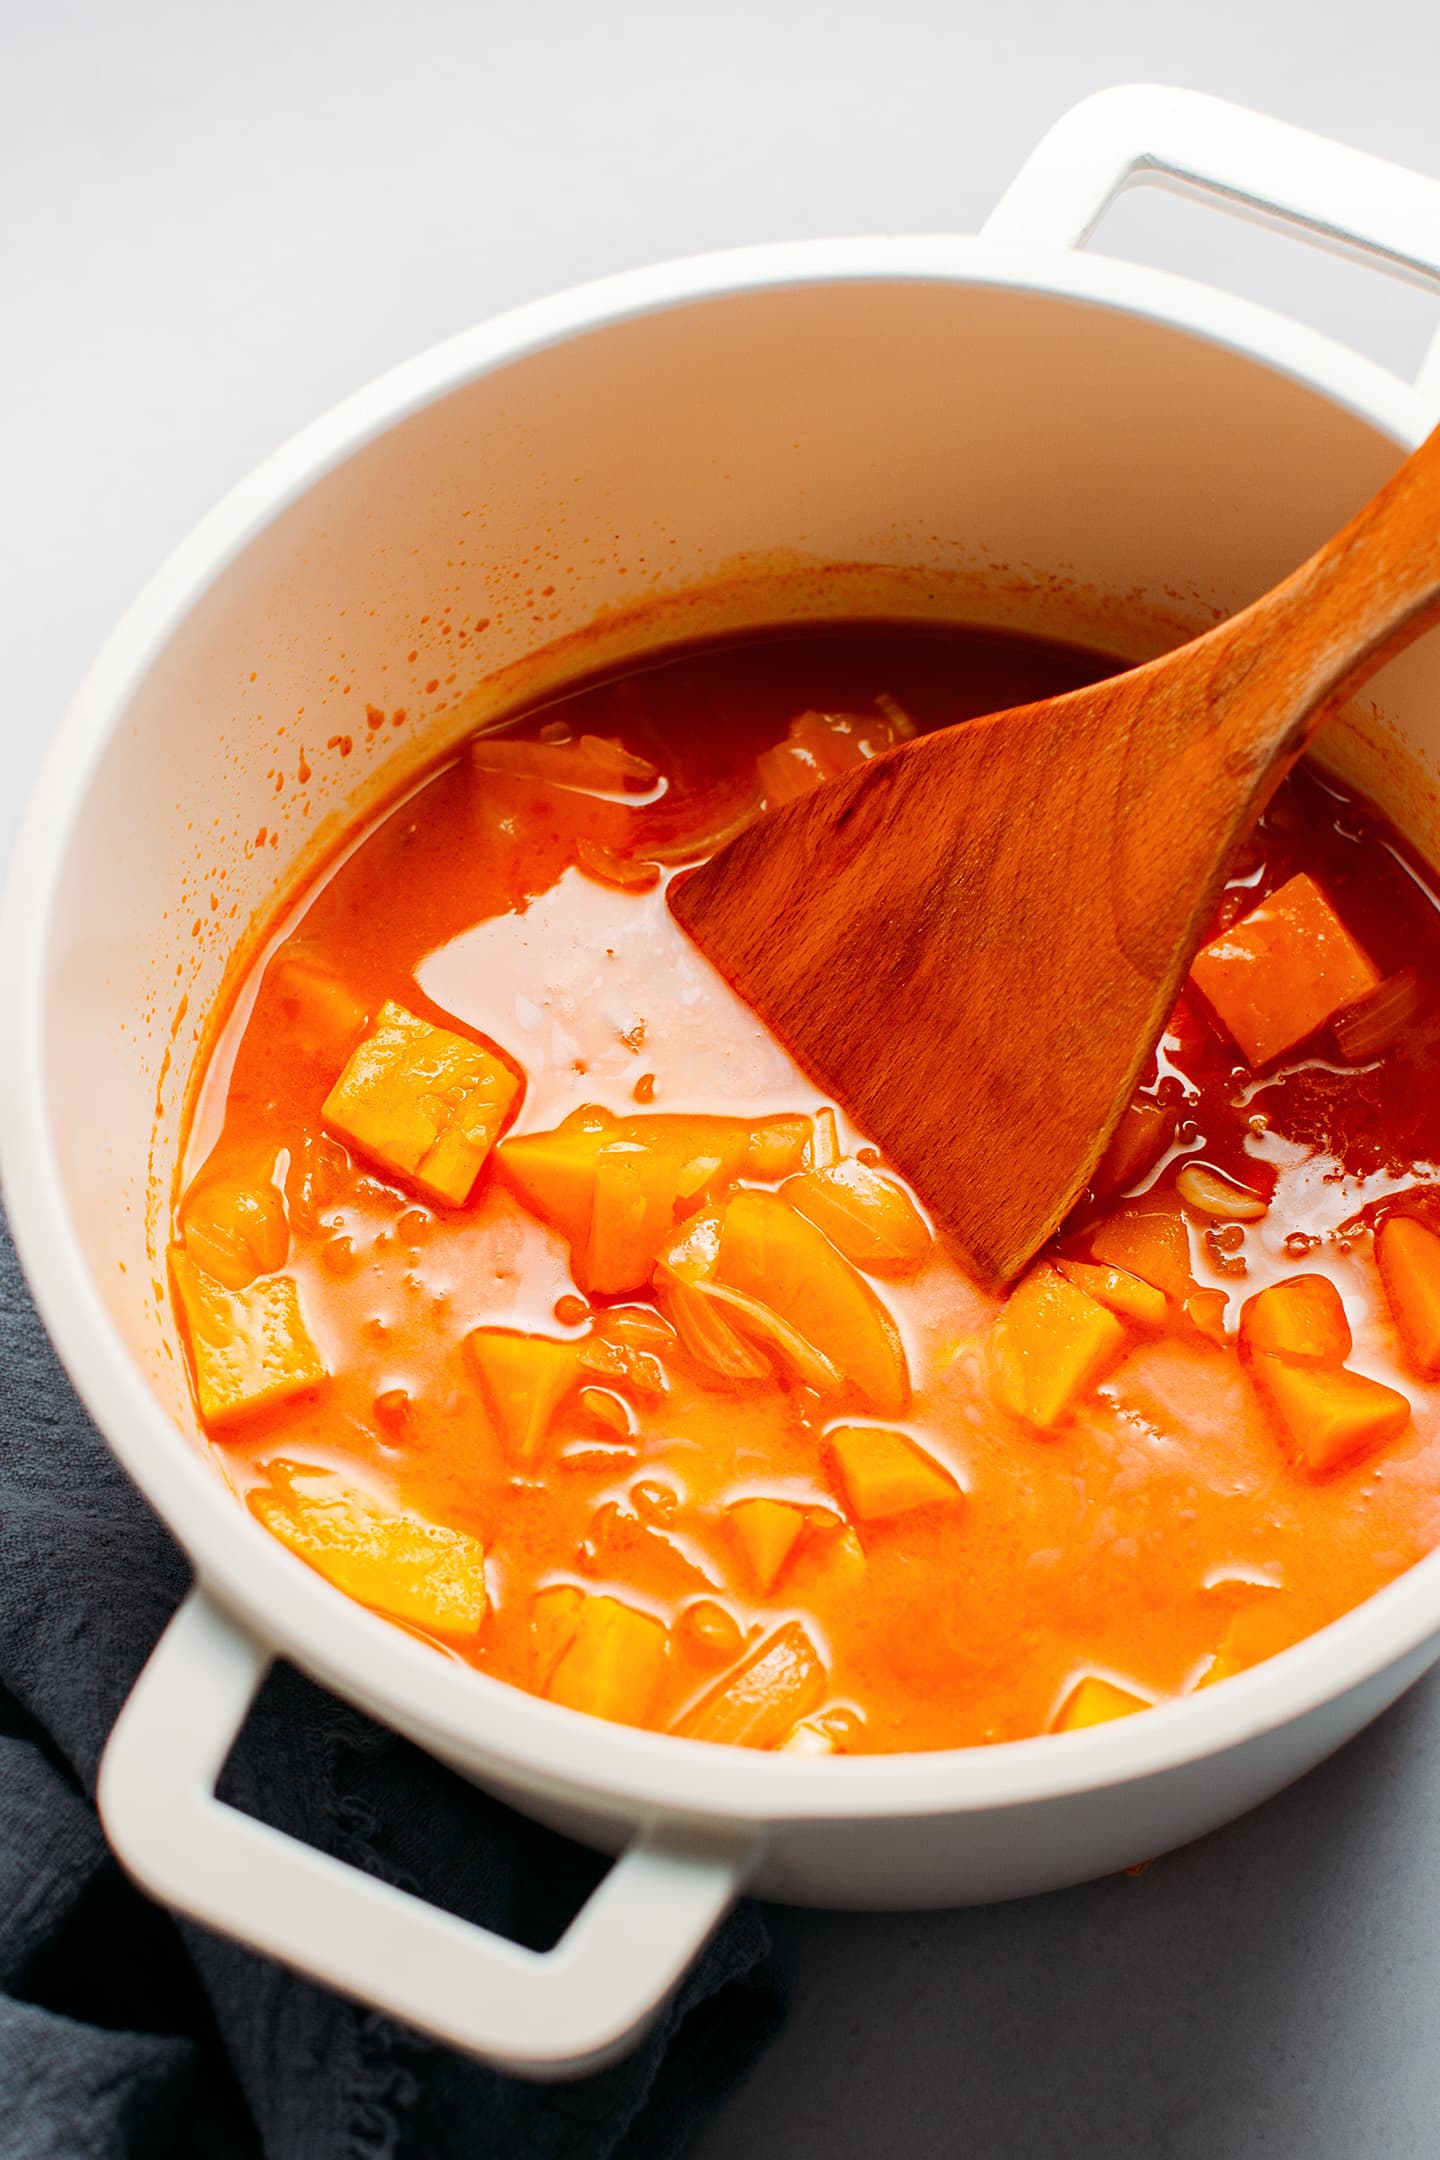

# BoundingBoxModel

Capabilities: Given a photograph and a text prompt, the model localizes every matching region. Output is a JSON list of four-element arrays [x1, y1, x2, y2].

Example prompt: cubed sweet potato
[[715, 1190, 909, 1414], [465, 1328, 581, 1465], [531, 1583, 585, 1684], [1239, 1274, 1351, 1365], [1252, 1352, 1410, 1476], [785, 1522, 868, 1603], [1086, 1196, 1195, 1304], [323, 999, 519, 1206], [546, 1594, 668, 1725], [585, 1143, 687, 1295], [1092, 1098, 1174, 1200], [1198, 1599, 1294, 1688], [1189, 872, 1381, 1067], [1055, 1258, 1168, 1331], [496, 1110, 792, 1292], [493, 1114, 615, 1245], [825, 1425, 960, 1520], [180, 1167, 289, 1291], [171, 1247, 327, 1426], [269, 953, 368, 1054], [728, 1498, 807, 1591], [743, 1115, 813, 1180], [1377, 1215, 1440, 1376], [989, 1264, 1126, 1431], [1053, 1674, 1151, 1731], [249, 1463, 487, 1634], [782, 1161, 932, 1275]]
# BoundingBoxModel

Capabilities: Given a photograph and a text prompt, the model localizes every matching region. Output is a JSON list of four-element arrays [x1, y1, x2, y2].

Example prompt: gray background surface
[[6, 4, 1440, 2154]]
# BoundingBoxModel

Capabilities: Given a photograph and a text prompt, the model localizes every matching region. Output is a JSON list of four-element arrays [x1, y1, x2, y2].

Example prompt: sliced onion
[[655, 1273, 771, 1383], [471, 731, 657, 793], [574, 840, 661, 891], [806, 1106, 841, 1170], [682, 1276, 843, 1393], [641, 791, 763, 865], [1332, 969, 1422, 1062], [655, 1266, 841, 1392], [874, 692, 918, 741]]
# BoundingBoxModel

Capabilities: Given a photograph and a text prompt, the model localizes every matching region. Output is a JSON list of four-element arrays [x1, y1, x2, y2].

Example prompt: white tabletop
[[7, 5, 1440, 2152]]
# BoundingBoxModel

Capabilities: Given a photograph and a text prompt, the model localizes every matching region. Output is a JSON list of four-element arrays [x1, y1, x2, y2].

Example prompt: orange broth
[[173, 622, 1440, 1753]]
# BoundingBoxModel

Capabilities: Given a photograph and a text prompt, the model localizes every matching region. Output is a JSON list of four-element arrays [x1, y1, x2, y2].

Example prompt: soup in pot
[[170, 621, 1440, 1753]]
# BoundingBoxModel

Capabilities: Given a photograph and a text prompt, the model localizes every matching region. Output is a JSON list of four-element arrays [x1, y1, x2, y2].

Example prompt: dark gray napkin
[[0, 1207, 781, 2157]]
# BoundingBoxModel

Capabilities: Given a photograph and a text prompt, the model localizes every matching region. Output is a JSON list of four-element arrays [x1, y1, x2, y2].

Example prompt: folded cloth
[[0, 1208, 782, 2158]]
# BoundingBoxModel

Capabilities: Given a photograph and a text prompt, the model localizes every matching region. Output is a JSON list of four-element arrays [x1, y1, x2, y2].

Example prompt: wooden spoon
[[669, 421, 1440, 1292]]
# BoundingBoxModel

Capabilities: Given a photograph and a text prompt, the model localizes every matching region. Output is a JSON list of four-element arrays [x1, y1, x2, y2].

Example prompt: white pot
[[5, 85, 1440, 2080]]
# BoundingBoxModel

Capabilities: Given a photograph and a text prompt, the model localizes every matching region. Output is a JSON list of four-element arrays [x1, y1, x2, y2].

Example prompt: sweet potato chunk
[[494, 1114, 614, 1245], [170, 1248, 327, 1427], [323, 1000, 519, 1206], [1092, 1098, 1174, 1200], [1377, 1215, 1440, 1375], [744, 1115, 812, 1180], [1054, 1675, 1150, 1731], [989, 1265, 1126, 1431], [1199, 1599, 1294, 1688], [715, 1190, 909, 1414], [826, 1425, 960, 1520], [728, 1498, 807, 1591], [531, 1583, 585, 1683], [497, 1111, 785, 1292], [787, 1521, 867, 1604], [756, 707, 910, 805], [1252, 1353, 1410, 1477], [585, 1143, 687, 1295], [249, 1464, 486, 1634], [1189, 872, 1381, 1067], [466, 1328, 581, 1464], [674, 1621, 827, 1748], [782, 1161, 932, 1275], [1055, 1258, 1168, 1332], [180, 1168, 289, 1292], [546, 1594, 667, 1725], [1239, 1275, 1351, 1365], [1086, 1196, 1194, 1304], [755, 738, 826, 805], [270, 953, 368, 1054]]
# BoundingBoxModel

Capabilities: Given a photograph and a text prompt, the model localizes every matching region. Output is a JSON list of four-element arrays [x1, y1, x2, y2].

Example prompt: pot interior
[[33, 274, 1440, 1440]]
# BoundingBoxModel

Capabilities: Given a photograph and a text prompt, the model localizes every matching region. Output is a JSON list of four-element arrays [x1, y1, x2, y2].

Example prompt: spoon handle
[[1211, 418, 1440, 768]]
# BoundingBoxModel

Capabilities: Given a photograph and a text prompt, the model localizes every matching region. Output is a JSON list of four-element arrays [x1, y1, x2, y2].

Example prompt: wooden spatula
[[669, 422, 1440, 1292]]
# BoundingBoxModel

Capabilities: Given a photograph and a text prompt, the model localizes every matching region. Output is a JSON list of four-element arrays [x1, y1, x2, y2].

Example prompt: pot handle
[[98, 1587, 757, 2078], [984, 85, 1440, 398]]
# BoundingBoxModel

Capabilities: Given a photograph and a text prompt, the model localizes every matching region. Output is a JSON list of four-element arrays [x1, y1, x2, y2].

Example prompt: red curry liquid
[[174, 623, 1440, 1754]]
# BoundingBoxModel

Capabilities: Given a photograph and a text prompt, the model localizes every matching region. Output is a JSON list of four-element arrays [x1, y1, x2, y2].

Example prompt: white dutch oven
[[5, 86, 1440, 2079]]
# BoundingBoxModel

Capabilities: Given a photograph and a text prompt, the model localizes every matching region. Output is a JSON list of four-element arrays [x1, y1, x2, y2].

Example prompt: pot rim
[[4, 230, 1438, 1827]]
